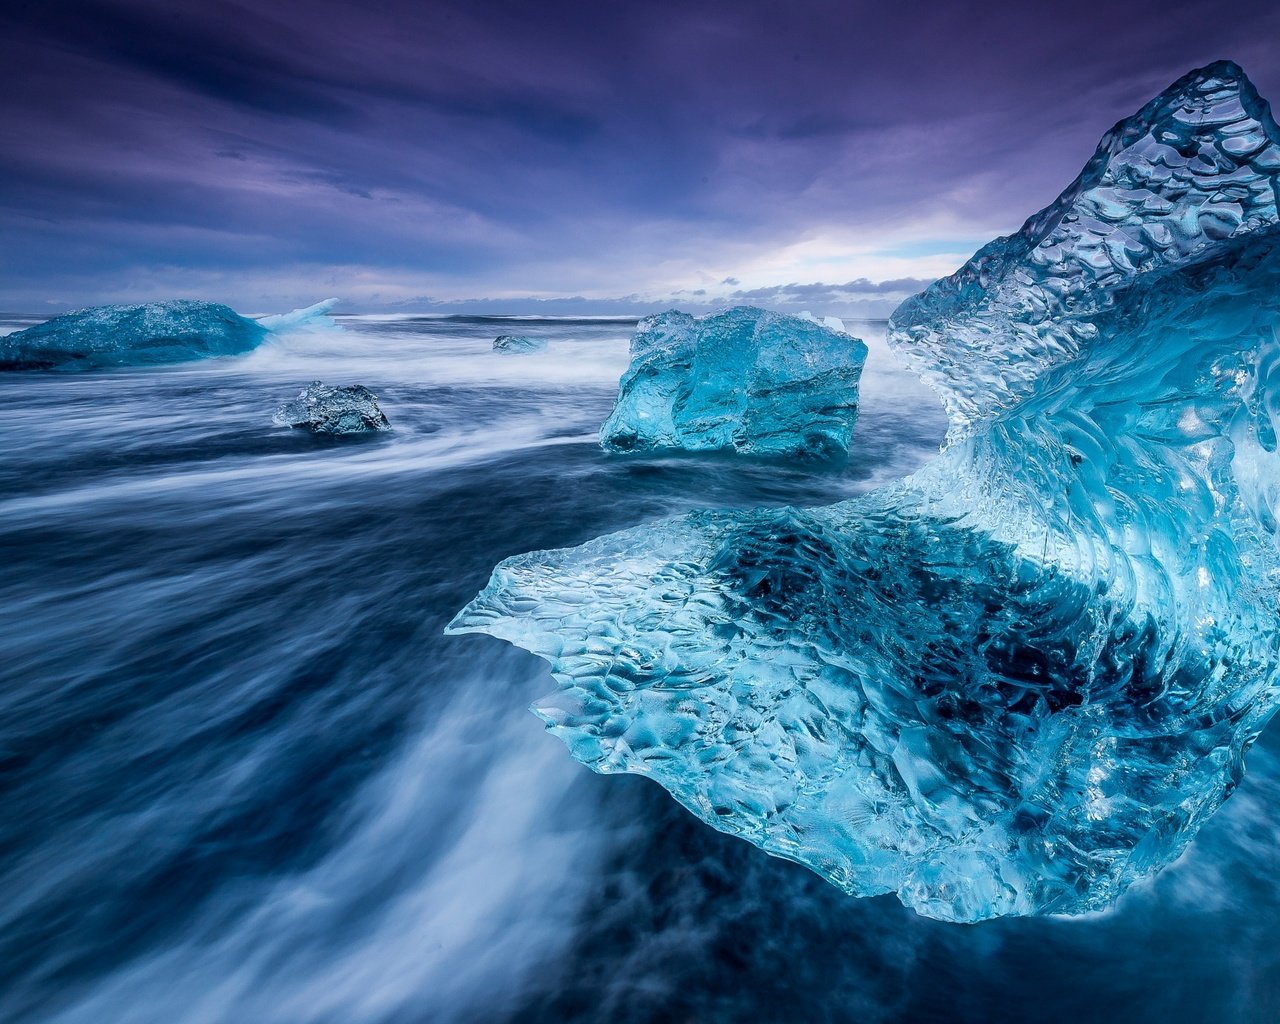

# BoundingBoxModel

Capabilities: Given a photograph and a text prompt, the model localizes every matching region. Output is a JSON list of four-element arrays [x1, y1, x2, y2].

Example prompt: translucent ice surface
[[256, 297, 341, 333], [0, 299, 338, 371], [273, 381, 390, 435], [450, 62, 1280, 922], [892, 62, 1280, 432], [599, 307, 867, 460]]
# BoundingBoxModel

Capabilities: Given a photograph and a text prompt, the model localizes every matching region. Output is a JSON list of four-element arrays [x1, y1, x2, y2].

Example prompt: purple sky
[[3, 0, 1279, 314]]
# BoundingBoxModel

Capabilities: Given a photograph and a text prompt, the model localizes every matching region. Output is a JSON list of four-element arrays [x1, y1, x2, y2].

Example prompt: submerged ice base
[[0, 298, 339, 371], [600, 307, 867, 460], [450, 62, 1280, 922]]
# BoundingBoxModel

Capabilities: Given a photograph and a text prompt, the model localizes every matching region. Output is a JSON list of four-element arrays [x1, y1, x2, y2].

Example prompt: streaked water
[[0, 314, 1276, 1023]]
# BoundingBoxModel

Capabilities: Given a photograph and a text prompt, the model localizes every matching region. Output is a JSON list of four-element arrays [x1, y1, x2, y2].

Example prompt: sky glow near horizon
[[3, 0, 1280, 315]]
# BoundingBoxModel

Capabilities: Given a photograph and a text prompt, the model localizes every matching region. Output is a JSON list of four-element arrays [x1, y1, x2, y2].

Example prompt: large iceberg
[[449, 62, 1280, 922], [599, 307, 867, 460], [0, 298, 338, 371]]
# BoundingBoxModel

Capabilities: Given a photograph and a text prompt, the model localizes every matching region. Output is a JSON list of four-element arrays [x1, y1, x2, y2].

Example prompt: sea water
[[0, 314, 1276, 1022]]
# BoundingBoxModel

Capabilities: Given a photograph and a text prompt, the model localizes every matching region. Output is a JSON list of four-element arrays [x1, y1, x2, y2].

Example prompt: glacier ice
[[256, 297, 342, 333], [0, 298, 338, 371], [449, 61, 1280, 922], [273, 381, 390, 435], [493, 335, 548, 354], [0, 301, 265, 371], [798, 310, 848, 334], [599, 307, 867, 460]]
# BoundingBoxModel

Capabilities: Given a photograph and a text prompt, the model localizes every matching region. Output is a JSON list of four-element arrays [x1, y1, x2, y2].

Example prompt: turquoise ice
[[599, 306, 867, 460], [450, 62, 1280, 921], [0, 298, 338, 370]]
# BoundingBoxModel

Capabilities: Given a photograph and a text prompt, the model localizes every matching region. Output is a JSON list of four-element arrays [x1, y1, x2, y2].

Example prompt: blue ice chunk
[[493, 335, 548, 354], [256, 297, 341, 333], [599, 307, 867, 460], [273, 381, 390, 435], [892, 61, 1280, 432], [0, 298, 339, 371], [449, 62, 1280, 921]]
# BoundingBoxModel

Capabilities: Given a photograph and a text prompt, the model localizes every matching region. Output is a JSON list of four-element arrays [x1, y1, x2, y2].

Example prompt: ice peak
[[890, 60, 1280, 429]]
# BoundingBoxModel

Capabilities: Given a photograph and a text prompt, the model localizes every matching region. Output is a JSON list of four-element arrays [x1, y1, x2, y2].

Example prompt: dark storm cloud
[[6, 1, 357, 121], [2, 0, 1279, 309]]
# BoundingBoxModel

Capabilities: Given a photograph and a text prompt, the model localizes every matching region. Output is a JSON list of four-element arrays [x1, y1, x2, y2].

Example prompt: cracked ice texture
[[449, 62, 1280, 921], [0, 298, 338, 371], [274, 381, 390, 435], [892, 61, 1280, 431], [599, 307, 867, 460]]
